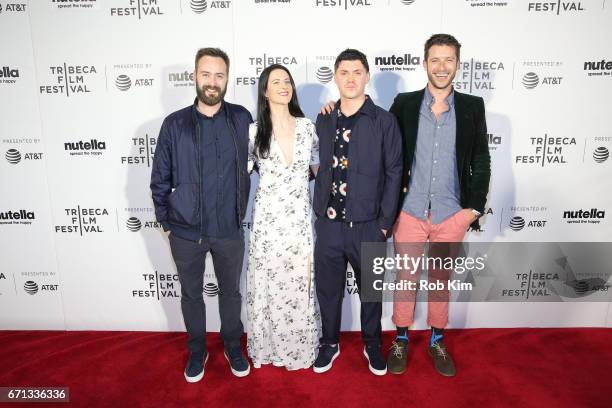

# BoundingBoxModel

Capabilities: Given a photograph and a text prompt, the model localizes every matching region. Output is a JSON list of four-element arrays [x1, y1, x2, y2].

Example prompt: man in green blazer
[[388, 34, 491, 377]]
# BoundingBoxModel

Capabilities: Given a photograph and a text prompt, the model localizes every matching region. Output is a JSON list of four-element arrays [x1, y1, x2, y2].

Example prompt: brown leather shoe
[[428, 341, 456, 377], [387, 341, 408, 374]]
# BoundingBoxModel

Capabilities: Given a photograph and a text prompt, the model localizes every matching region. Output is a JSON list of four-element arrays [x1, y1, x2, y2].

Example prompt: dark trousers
[[169, 232, 244, 355], [315, 217, 385, 347]]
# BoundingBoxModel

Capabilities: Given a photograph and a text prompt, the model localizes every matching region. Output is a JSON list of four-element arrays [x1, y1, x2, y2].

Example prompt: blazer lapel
[[404, 89, 425, 163], [454, 91, 471, 178]]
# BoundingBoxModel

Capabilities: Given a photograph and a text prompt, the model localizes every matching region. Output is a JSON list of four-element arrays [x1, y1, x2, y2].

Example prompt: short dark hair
[[195, 47, 230, 72], [424, 34, 461, 61], [334, 48, 369, 73]]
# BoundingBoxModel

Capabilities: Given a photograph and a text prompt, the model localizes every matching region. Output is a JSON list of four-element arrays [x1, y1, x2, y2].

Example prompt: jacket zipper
[[193, 108, 203, 244], [226, 114, 241, 227]]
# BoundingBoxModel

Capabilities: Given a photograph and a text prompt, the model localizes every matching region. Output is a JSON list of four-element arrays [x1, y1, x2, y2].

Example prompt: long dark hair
[[255, 64, 304, 159]]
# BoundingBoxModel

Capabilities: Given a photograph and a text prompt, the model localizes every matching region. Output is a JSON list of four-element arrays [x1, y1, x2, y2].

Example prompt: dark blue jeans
[[314, 217, 385, 347], [169, 231, 245, 355]]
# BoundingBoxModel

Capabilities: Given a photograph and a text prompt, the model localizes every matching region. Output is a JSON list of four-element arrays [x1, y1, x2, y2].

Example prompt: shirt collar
[[194, 99, 226, 120], [336, 95, 376, 118], [424, 87, 455, 109]]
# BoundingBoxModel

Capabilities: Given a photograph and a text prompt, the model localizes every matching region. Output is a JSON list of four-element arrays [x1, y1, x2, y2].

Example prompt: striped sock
[[396, 326, 409, 343], [430, 327, 444, 347]]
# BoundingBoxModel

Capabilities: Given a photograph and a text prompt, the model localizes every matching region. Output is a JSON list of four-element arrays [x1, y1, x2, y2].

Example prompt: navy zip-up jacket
[[150, 98, 252, 241], [313, 97, 403, 231]]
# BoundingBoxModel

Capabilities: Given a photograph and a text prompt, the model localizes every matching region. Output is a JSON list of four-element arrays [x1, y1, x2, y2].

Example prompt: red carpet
[[0, 328, 610, 407]]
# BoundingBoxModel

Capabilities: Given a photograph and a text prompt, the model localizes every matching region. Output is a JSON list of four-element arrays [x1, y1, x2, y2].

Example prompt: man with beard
[[387, 34, 490, 377], [151, 48, 252, 382]]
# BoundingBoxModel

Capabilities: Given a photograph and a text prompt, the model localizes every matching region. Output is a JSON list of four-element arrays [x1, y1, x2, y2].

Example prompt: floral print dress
[[246, 117, 320, 370]]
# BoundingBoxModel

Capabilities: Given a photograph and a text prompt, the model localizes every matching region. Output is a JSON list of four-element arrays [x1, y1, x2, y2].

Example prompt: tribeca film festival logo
[[374, 52, 420, 73], [0, 66, 20, 84], [110, 0, 165, 18], [453, 59, 505, 93], [583, 59, 612, 78], [39, 63, 97, 96], [0, 210, 35, 226], [64, 139, 106, 157], [112, 63, 155, 92], [346, 267, 359, 295], [314, 0, 375, 10], [237, 54, 299, 86], [515, 134, 577, 166], [501, 271, 560, 299], [527, 1, 585, 14], [50, 0, 98, 10], [123, 208, 161, 232], [187, 0, 231, 13], [519, 61, 563, 90], [54, 206, 110, 235], [313, 56, 335, 84], [21, 272, 58, 296], [508, 206, 548, 232], [3, 138, 44, 164], [121, 134, 156, 166], [563, 208, 605, 225], [133, 271, 180, 299]]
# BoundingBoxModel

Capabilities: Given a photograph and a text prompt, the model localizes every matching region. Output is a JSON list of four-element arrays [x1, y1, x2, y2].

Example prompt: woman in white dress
[[246, 64, 320, 370]]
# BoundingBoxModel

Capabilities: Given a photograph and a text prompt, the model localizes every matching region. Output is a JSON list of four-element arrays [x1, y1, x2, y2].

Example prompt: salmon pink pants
[[391, 210, 470, 328]]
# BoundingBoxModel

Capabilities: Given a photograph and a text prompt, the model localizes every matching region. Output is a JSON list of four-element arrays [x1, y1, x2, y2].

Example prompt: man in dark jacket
[[387, 34, 491, 377], [312, 49, 403, 376], [150, 48, 252, 383]]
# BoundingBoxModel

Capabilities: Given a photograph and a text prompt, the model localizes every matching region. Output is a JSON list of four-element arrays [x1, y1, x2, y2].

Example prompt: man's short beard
[[427, 71, 456, 90], [196, 84, 226, 106]]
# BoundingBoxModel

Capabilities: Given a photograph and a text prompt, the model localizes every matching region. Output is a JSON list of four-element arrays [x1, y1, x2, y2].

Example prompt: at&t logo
[[0, 3, 26, 12], [593, 147, 609, 163], [114, 74, 154, 91], [188, 0, 229, 12], [521, 72, 562, 89], [204, 282, 219, 296], [24, 281, 38, 295], [126, 217, 142, 231], [4, 148, 43, 164], [125, 215, 161, 231], [509, 216, 525, 231], [316, 66, 333, 83], [509, 214, 547, 231]]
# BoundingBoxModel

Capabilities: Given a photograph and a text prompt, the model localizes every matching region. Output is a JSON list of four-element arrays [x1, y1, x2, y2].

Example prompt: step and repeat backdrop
[[1, 0, 612, 331]]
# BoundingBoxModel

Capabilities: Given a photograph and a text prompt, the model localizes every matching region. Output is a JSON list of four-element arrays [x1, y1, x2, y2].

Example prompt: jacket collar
[[333, 95, 376, 118]]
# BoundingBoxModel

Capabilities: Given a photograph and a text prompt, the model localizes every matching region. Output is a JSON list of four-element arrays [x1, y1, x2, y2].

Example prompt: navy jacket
[[150, 98, 252, 241], [313, 97, 403, 231]]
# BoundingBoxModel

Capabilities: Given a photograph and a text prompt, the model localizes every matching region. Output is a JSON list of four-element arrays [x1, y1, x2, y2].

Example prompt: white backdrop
[[1, 0, 612, 332]]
